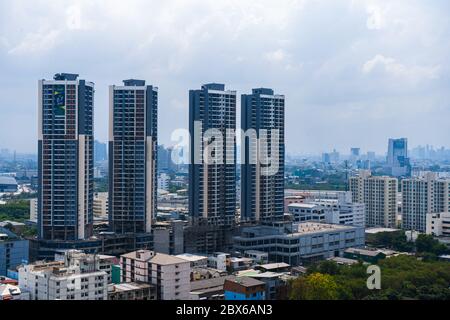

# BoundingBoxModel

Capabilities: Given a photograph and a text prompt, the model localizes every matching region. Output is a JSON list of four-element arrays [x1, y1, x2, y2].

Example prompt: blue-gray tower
[[109, 80, 158, 234], [241, 88, 285, 224], [38, 73, 94, 240], [189, 84, 237, 226]]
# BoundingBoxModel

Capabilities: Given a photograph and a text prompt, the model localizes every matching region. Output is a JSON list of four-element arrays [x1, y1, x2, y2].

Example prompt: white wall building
[[158, 173, 170, 191], [121, 250, 190, 300], [207, 253, 230, 272], [29, 198, 38, 223], [19, 256, 109, 301], [426, 212, 450, 237], [350, 170, 398, 228], [402, 172, 450, 233]]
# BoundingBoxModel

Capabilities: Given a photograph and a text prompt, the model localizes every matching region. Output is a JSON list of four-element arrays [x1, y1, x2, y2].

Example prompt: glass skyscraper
[[38, 73, 94, 241], [109, 80, 158, 234], [189, 84, 237, 226], [241, 88, 285, 224]]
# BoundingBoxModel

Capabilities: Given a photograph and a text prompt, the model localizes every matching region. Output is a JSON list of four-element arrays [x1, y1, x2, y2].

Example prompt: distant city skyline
[[1, 1, 450, 154]]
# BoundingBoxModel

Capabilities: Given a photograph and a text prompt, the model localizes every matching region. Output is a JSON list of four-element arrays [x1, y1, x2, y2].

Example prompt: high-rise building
[[402, 172, 450, 233], [241, 88, 285, 224], [109, 80, 158, 234], [189, 84, 237, 226], [349, 170, 398, 228], [94, 140, 108, 162], [38, 73, 94, 241], [387, 138, 411, 177]]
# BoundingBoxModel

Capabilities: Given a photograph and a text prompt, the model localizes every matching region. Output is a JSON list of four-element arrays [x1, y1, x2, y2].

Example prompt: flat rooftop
[[257, 263, 290, 271], [109, 282, 153, 293], [365, 227, 400, 234], [176, 253, 208, 262]]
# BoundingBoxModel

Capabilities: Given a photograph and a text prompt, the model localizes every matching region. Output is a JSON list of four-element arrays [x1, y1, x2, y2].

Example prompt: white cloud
[[8, 29, 61, 55], [66, 4, 83, 30], [366, 5, 386, 30], [362, 54, 441, 82]]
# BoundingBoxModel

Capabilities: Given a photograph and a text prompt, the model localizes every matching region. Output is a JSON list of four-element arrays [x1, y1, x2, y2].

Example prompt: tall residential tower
[[109, 80, 158, 234], [38, 73, 94, 241], [189, 84, 237, 226], [241, 88, 285, 224]]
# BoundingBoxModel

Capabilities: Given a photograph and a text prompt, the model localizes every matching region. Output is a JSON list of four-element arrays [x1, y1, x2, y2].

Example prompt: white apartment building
[[29, 198, 38, 223], [158, 173, 170, 191], [402, 172, 450, 233], [350, 170, 398, 228], [288, 194, 365, 227], [427, 212, 450, 237], [93, 192, 109, 218], [19, 261, 108, 300], [120, 250, 191, 300], [207, 253, 230, 272], [55, 250, 115, 284], [288, 203, 328, 223]]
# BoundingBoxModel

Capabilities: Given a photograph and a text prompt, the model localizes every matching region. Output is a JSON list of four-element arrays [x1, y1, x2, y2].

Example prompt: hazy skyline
[[0, 0, 449, 154]]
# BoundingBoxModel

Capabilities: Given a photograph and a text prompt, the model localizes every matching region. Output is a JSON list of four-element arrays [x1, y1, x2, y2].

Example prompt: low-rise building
[[427, 212, 450, 237], [234, 222, 365, 265], [0, 283, 29, 300], [0, 227, 29, 276], [244, 250, 269, 265], [108, 282, 156, 300], [344, 248, 386, 264], [208, 252, 230, 271], [0, 176, 18, 193], [189, 276, 233, 300], [19, 258, 109, 300], [176, 253, 208, 268], [229, 257, 254, 272], [120, 250, 191, 300], [223, 276, 266, 300]]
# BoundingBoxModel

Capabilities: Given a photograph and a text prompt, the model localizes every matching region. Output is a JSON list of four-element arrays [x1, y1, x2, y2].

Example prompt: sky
[[0, 0, 449, 155]]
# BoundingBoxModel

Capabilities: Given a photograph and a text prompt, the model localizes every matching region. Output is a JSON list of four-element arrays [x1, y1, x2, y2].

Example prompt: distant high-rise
[[241, 88, 285, 224], [387, 138, 411, 177], [38, 73, 94, 241], [402, 172, 450, 233], [349, 170, 398, 228], [94, 140, 108, 162], [109, 80, 158, 234], [189, 83, 237, 226]]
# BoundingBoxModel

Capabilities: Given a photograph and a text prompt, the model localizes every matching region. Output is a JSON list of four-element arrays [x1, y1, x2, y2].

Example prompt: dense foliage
[[288, 256, 450, 300], [0, 200, 30, 222]]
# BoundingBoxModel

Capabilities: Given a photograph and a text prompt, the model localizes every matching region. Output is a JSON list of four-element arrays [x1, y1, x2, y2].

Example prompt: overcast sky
[[0, 0, 449, 155]]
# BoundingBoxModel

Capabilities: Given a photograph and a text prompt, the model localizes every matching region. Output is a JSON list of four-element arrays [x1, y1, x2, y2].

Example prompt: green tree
[[289, 273, 339, 300]]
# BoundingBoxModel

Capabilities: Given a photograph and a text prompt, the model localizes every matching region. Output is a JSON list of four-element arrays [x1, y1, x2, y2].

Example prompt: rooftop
[[225, 276, 265, 288], [109, 282, 153, 293], [176, 253, 208, 262], [190, 276, 233, 292], [122, 250, 188, 266], [365, 227, 400, 234], [0, 176, 17, 185], [257, 263, 290, 271]]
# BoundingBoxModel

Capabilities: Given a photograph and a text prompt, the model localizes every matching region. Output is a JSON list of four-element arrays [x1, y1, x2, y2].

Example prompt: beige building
[[349, 170, 398, 228], [120, 250, 190, 300], [426, 212, 450, 237], [93, 192, 109, 218]]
